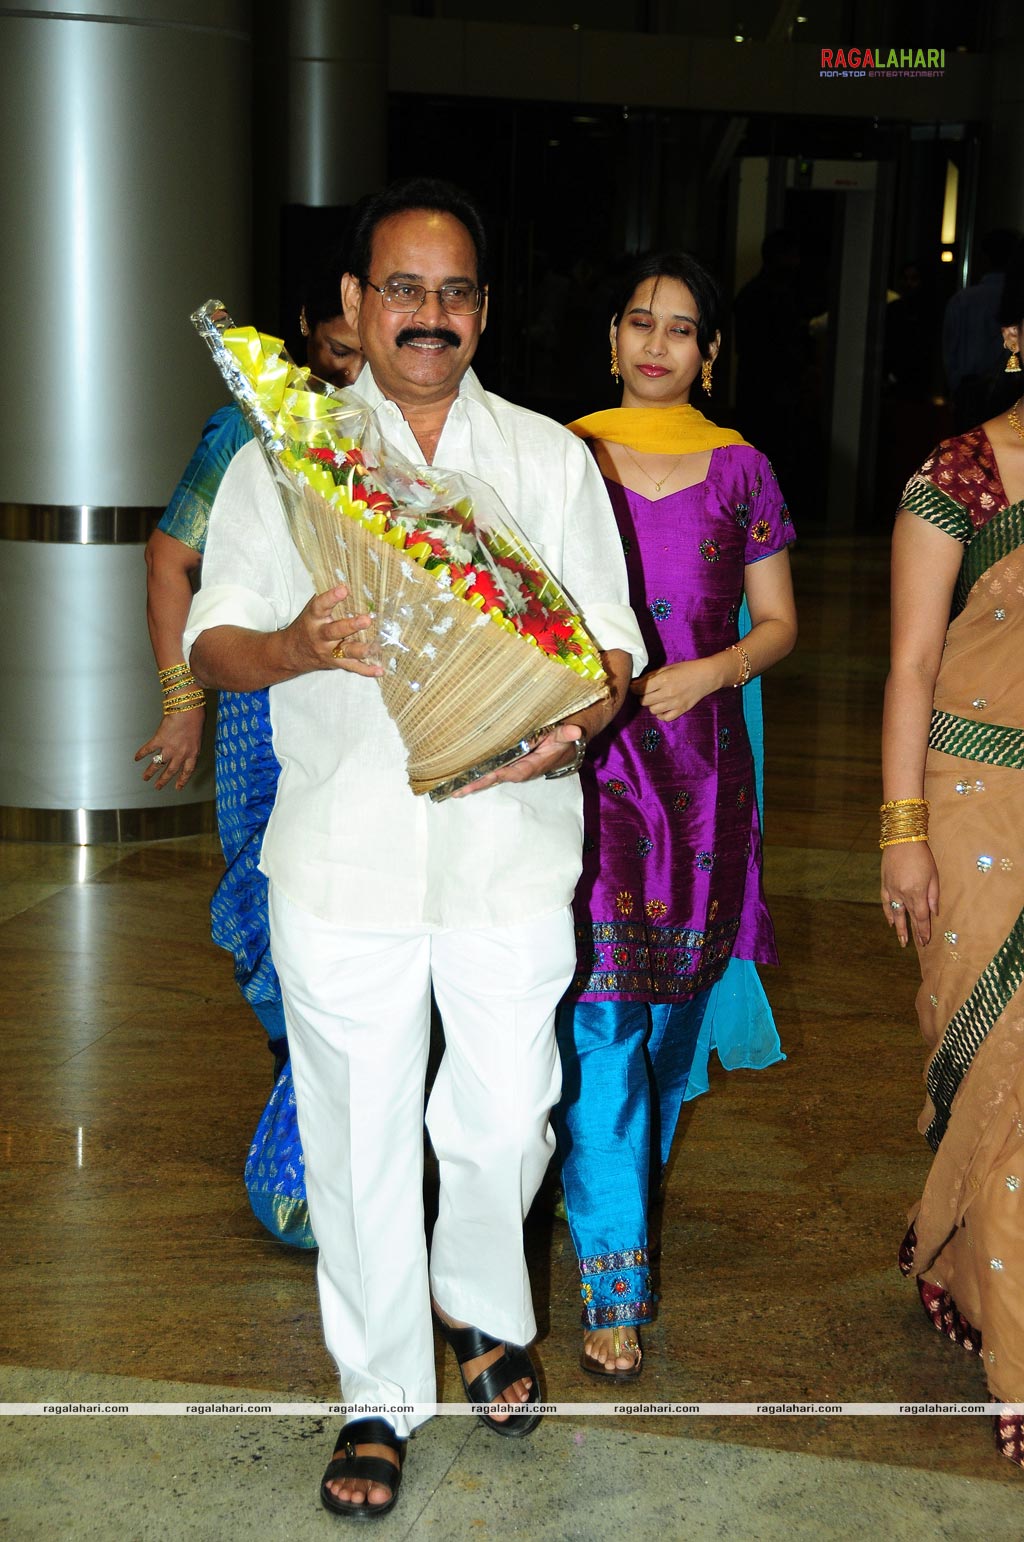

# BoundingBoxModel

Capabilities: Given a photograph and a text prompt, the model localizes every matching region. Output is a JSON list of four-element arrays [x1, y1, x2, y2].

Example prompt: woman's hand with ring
[[881, 841, 940, 948], [135, 708, 205, 792]]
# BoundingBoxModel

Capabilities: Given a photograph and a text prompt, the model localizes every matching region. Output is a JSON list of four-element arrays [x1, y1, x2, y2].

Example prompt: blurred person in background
[[733, 229, 819, 521], [136, 256, 362, 1083], [943, 227, 1021, 433]]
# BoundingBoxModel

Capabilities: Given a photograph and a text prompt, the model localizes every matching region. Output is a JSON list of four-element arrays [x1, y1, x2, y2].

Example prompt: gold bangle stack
[[879, 797, 929, 849], [158, 661, 205, 715], [729, 643, 751, 688], [158, 662, 191, 686], [164, 689, 206, 714]]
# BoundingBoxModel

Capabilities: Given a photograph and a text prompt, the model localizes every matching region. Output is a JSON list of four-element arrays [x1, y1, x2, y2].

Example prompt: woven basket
[[281, 472, 607, 797]]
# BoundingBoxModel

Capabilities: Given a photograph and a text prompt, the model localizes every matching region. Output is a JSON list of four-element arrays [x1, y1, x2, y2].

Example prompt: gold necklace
[[621, 445, 687, 493], [1008, 399, 1024, 444]]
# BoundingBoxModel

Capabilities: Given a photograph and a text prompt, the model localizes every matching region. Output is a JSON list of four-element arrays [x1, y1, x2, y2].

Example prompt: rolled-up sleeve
[[182, 441, 305, 662]]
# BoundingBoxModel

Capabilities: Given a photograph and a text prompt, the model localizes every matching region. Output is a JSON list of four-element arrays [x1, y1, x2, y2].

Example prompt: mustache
[[395, 326, 461, 349]]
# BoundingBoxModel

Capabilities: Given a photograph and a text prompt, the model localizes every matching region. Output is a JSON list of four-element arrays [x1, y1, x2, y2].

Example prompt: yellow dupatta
[[566, 405, 748, 454]]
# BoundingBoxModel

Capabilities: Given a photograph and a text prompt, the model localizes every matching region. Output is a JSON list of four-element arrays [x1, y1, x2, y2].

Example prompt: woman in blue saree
[[136, 276, 362, 1245]]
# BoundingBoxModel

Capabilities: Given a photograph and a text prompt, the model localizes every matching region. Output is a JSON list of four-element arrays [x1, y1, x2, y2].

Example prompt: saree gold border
[[264, 1195, 316, 1250], [928, 712, 1024, 768], [0, 803, 215, 844], [954, 501, 1024, 614], [0, 503, 161, 544], [925, 903, 1024, 1150]]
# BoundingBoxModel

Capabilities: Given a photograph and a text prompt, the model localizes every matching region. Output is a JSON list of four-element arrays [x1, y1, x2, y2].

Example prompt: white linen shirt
[[184, 366, 646, 929]]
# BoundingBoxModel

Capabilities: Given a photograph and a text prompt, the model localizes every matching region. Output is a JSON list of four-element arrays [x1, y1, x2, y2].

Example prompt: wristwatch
[[545, 727, 588, 780]]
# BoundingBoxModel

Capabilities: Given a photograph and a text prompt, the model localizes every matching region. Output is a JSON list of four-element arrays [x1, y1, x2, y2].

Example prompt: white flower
[[447, 534, 476, 565]]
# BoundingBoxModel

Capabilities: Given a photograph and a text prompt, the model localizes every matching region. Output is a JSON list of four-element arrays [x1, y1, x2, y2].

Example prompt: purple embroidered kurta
[[572, 445, 794, 1003]]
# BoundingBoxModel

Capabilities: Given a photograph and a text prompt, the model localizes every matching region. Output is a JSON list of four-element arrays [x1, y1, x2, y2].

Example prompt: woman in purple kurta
[[574, 453, 788, 997], [554, 252, 797, 1380]]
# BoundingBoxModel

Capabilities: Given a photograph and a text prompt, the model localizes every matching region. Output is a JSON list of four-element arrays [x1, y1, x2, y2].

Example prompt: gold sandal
[[580, 1325, 643, 1382]]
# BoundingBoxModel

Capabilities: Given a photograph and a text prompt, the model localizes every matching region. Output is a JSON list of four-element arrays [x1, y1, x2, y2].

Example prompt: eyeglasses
[[363, 278, 483, 315]]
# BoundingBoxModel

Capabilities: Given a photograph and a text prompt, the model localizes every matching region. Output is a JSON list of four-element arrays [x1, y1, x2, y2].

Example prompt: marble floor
[[2, 533, 1020, 1539]]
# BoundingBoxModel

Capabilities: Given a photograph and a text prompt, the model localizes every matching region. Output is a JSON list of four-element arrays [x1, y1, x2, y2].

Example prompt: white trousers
[[268, 885, 574, 1436]]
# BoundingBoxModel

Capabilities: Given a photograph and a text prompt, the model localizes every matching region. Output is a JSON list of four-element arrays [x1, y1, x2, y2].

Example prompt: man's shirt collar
[[350, 364, 508, 447]]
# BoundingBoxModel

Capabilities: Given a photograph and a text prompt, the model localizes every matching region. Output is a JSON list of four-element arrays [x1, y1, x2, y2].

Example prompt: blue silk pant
[[553, 992, 709, 1327]]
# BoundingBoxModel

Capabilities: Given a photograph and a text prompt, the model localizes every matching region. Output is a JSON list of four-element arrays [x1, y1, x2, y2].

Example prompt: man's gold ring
[[332, 639, 347, 661]]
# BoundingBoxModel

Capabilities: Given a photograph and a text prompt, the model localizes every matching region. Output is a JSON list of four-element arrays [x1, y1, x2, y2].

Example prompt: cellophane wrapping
[[192, 300, 608, 797]]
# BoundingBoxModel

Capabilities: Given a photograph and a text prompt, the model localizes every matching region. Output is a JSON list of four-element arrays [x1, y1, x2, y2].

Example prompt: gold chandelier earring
[[701, 357, 714, 396], [610, 342, 620, 381], [1006, 344, 1021, 374], [299, 306, 310, 338]]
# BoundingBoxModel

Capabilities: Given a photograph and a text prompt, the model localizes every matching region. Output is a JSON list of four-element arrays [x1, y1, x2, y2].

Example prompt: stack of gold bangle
[[879, 797, 929, 849], [158, 661, 205, 715], [729, 642, 751, 688], [164, 690, 206, 713]]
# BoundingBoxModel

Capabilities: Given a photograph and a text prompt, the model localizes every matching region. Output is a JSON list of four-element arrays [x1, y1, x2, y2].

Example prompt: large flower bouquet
[[192, 300, 608, 798]]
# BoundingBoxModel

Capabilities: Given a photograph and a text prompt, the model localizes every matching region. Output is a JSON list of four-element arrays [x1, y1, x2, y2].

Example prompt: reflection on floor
[[2, 535, 1020, 1538]]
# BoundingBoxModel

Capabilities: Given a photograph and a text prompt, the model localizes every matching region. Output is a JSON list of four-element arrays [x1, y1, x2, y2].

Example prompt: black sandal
[[319, 1417, 404, 1521], [434, 1315, 542, 1437]]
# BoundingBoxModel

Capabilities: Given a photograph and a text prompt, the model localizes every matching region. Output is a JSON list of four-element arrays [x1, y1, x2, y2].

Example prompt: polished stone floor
[[2, 534, 1021, 1538]]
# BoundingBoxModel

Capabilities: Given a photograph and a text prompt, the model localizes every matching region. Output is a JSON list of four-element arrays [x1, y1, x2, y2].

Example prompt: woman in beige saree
[[881, 245, 1024, 1467]]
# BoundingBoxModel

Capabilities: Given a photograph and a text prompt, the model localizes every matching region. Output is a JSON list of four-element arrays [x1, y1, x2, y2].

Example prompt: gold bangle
[[879, 808, 929, 828], [158, 661, 191, 684], [162, 676, 198, 699], [879, 794, 929, 850], [163, 691, 206, 714], [729, 643, 751, 688]]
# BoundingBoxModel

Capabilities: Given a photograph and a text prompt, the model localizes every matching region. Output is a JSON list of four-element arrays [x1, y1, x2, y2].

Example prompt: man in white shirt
[[185, 178, 645, 1518]]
